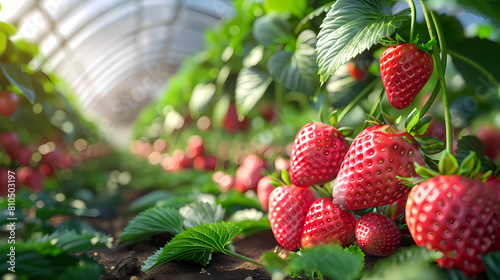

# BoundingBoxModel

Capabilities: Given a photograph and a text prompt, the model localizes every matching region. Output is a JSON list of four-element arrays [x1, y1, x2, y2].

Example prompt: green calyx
[[414, 151, 491, 182], [379, 33, 436, 52]]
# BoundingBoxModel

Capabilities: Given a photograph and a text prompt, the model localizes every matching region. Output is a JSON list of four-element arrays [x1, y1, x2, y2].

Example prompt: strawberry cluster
[[265, 121, 500, 277]]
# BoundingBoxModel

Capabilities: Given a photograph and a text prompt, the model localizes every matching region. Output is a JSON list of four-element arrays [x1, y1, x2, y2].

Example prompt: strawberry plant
[[2, 0, 500, 279]]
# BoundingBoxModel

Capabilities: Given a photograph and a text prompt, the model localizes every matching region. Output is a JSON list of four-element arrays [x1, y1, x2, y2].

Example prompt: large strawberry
[[290, 122, 348, 187], [268, 185, 316, 251], [380, 43, 434, 109], [356, 213, 401, 256], [301, 197, 356, 248], [333, 125, 424, 210], [406, 175, 500, 276]]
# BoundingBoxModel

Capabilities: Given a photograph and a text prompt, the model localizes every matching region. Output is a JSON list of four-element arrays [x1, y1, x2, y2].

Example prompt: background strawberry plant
[[1, 0, 500, 279]]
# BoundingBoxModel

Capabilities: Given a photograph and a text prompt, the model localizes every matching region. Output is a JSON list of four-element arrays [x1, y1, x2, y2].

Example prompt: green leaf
[[269, 30, 319, 96], [405, 109, 432, 135], [0, 22, 16, 36], [365, 246, 443, 279], [0, 63, 36, 103], [253, 13, 293, 47], [281, 169, 292, 185], [141, 222, 242, 271], [316, 0, 410, 82], [119, 206, 184, 244], [455, 136, 486, 164], [344, 245, 365, 273], [36, 230, 113, 254], [415, 136, 445, 155], [264, 0, 307, 18], [483, 251, 500, 280], [235, 67, 272, 117], [415, 162, 440, 178], [413, 116, 433, 136], [287, 245, 364, 280], [179, 202, 226, 229], [142, 247, 163, 272], [188, 83, 216, 118], [438, 151, 459, 175], [457, 151, 478, 176]]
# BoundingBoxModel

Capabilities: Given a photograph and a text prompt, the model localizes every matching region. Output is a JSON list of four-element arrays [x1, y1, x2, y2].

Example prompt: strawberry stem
[[223, 249, 266, 267], [420, 2, 453, 154], [337, 79, 378, 124], [404, 0, 416, 43]]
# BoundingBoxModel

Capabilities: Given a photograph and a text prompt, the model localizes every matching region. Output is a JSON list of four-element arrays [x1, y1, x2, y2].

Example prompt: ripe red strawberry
[[301, 197, 357, 248], [406, 175, 500, 276], [268, 185, 316, 251], [333, 125, 425, 210], [234, 154, 268, 193], [380, 43, 434, 109], [290, 122, 348, 187], [356, 213, 401, 256], [257, 176, 274, 212]]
